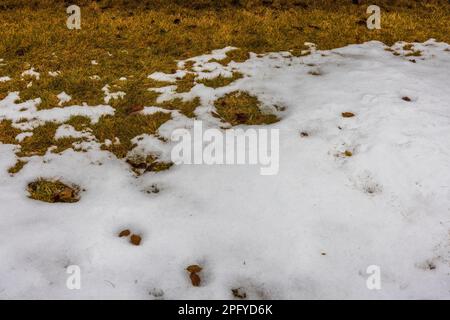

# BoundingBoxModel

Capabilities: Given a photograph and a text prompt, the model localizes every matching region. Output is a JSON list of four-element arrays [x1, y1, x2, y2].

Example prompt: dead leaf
[[190, 272, 201, 287], [186, 265, 202, 273], [341, 112, 355, 118], [118, 229, 131, 237], [130, 234, 141, 246]]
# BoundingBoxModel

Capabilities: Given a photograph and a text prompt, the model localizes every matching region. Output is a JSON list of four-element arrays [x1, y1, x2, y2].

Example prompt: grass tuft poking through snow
[[197, 72, 244, 88], [27, 179, 80, 203], [126, 153, 174, 175], [213, 91, 279, 126]]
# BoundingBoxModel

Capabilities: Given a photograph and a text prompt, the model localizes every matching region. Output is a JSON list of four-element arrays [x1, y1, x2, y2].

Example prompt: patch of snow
[[0, 76, 11, 82], [57, 92, 72, 106], [48, 71, 60, 77], [0, 92, 114, 130], [141, 106, 173, 115], [177, 46, 238, 69], [102, 85, 125, 104], [148, 71, 187, 83], [54, 124, 92, 140], [21, 67, 40, 80], [15, 132, 33, 142]]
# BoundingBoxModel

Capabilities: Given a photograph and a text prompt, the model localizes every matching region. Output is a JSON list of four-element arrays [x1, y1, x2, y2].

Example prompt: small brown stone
[[402, 96, 412, 102], [119, 229, 131, 237], [58, 187, 75, 201], [189, 272, 201, 287], [130, 234, 142, 246], [186, 265, 202, 273], [344, 150, 353, 157]]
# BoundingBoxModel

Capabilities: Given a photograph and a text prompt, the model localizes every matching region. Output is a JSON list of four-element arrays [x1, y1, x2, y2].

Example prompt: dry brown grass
[[0, 120, 21, 145], [197, 72, 244, 88], [0, 1, 449, 173], [93, 112, 172, 158], [159, 97, 201, 118], [27, 178, 80, 203], [214, 91, 279, 125]]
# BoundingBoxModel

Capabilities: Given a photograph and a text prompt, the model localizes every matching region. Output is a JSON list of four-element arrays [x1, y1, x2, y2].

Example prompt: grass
[[214, 91, 279, 126], [8, 159, 27, 175], [27, 178, 80, 203], [159, 97, 201, 118], [0, 120, 21, 145], [197, 72, 244, 88], [93, 112, 172, 159], [126, 154, 173, 175], [16, 122, 79, 157], [0, 1, 449, 173]]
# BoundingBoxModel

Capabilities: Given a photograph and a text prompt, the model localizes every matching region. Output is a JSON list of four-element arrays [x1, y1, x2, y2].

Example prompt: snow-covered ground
[[0, 40, 449, 299]]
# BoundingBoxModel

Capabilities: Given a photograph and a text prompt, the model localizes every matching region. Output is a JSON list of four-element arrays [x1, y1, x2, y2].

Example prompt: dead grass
[[405, 50, 422, 57], [126, 153, 173, 175], [0, 2, 449, 173], [197, 72, 244, 88], [16, 122, 79, 157], [158, 97, 200, 118], [0, 120, 21, 144], [93, 112, 172, 159], [175, 73, 197, 93], [214, 91, 279, 126], [27, 178, 80, 203], [8, 159, 27, 175]]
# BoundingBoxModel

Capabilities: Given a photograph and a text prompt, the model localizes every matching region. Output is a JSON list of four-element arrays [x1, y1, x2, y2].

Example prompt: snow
[[0, 92, 115, 130], [177, 46, 237, 69], [0, 76, 11, 82], [15, 132, 33, 142], [102, 85, 126, 104], [21, 67, 40, 80], [54, 125, 92, 140], [57, 92, 72, 106], [148, 71, 187, 83], [48, 71, 60, 77], [0, 39, 450, 299]]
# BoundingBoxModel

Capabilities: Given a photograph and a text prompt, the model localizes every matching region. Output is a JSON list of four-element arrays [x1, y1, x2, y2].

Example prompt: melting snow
[[0, 40, 449, 299]]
